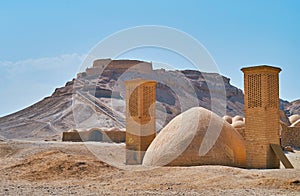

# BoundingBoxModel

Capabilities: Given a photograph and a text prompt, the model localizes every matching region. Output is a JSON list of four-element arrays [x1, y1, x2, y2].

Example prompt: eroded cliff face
[[0, 59, 297, 140], [75, 60, 245, 115]]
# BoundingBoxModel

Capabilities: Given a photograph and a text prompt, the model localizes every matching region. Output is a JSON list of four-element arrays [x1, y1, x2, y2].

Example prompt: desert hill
[[0, 59, 298, 141]]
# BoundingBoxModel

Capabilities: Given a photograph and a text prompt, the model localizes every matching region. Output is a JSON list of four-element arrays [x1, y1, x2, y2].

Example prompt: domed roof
[[232, 115, 244, 123], [223, 115, 232, 124], [289, 114, 300, 125], [67, 129, 78, 132], [291, 119, 300, 127], [232, 120, 245, 129], [143, 107, 246, 167]]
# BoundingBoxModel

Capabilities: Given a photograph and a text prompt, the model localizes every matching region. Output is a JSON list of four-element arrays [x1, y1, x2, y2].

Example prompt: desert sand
[[0, 139, 300, 195]]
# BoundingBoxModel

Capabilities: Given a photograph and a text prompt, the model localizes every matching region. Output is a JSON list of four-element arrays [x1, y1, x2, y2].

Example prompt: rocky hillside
[[0, 59, 298, 141], [283, 100, 300, 116]]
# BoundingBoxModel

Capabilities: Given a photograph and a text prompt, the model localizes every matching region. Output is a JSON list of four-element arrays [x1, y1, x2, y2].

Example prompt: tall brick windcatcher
[[241, 65, 281, 169], [125, 79, 157, 165]]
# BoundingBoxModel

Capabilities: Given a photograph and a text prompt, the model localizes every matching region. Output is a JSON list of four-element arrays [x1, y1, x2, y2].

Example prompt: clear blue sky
[[1, 0, 300, 116]]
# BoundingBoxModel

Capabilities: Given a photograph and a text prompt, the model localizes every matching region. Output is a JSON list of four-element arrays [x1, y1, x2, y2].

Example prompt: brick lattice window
[[142, 86, 154, 117], [129, 87, 138, 117], [248, 74, 262, 108], [267, 74, 278, 108]]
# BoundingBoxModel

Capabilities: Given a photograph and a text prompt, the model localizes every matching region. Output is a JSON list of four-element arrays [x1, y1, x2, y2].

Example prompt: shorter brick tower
[[125, 79, 157, 164], [241, 65, 281, 169]]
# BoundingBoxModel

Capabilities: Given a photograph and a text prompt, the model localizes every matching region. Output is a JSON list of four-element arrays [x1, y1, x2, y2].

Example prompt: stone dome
[[223, 115, 232, 124], [67, 129, 78, 132], [289, 114, 300, 124], [291, 119, 300, 127], [232, 120, 245, 129], [143, 107, 246, 168], [88, 127, 105, 132], [232, 115, 244, 123]]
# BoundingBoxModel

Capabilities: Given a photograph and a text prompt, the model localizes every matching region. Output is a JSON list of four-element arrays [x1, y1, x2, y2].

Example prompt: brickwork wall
[[62, 132, 84, 142], [242, 66, 281, 169], [281, 125, 300, 147], [125, 79, 156, 165], [235, 127, 246, 139], [104, 130, 126, 143], [235, 125, 300, 149], [62, 130, 125, 143]]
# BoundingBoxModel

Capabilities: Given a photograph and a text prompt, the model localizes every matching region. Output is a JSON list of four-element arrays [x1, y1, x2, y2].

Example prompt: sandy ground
[[0, 140, 300, 195]]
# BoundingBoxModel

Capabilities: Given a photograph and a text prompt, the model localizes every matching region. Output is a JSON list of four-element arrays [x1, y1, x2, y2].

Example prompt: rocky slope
[[0, 59, 298, 140], [283, 99, 300, 116]]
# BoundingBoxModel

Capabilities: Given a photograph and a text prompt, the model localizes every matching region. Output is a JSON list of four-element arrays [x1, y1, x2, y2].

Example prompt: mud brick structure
[[79, 59, 153, 78], [281, 124, 300, 148], [125, 79, 157, 164], [241, 65, 281, 169], [62, 129, 125, 143]]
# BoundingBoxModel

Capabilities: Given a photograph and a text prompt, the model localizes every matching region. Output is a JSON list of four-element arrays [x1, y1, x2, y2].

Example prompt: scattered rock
[[0, 135, 6, 142], [2, 150, 118, 181], [284, 146, 295, 153], [290, 180, 300, 185]]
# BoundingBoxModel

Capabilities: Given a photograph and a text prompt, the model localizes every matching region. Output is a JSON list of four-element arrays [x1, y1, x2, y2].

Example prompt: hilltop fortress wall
[[78, 59, 153, 78]]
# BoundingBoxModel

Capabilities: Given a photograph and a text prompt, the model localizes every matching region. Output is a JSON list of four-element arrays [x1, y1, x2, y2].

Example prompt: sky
[[1, 0, 300, 117]]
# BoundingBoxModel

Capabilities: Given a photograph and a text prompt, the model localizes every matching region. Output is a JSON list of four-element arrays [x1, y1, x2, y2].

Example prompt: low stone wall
[[62, 132, 84, 142], [104, 130, 125, 143], [86, 67, 101, 76], [62, 130, 125, 143], [281, 125, 300, 148], [85, 60, 153, 77], [234, 125, 300, 148]]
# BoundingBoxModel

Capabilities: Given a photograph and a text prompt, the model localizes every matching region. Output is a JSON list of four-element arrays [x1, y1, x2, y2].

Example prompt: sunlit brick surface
[[125, 79, 157, 164], [241, 66, 281, 169]]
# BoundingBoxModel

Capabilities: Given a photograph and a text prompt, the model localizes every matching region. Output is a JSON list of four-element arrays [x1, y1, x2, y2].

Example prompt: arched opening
[[89, 130, 103, 141]]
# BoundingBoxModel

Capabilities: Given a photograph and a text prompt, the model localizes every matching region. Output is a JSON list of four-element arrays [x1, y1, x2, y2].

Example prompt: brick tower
[[241, 65, 281, 169], [125, 79, 157, 164]]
